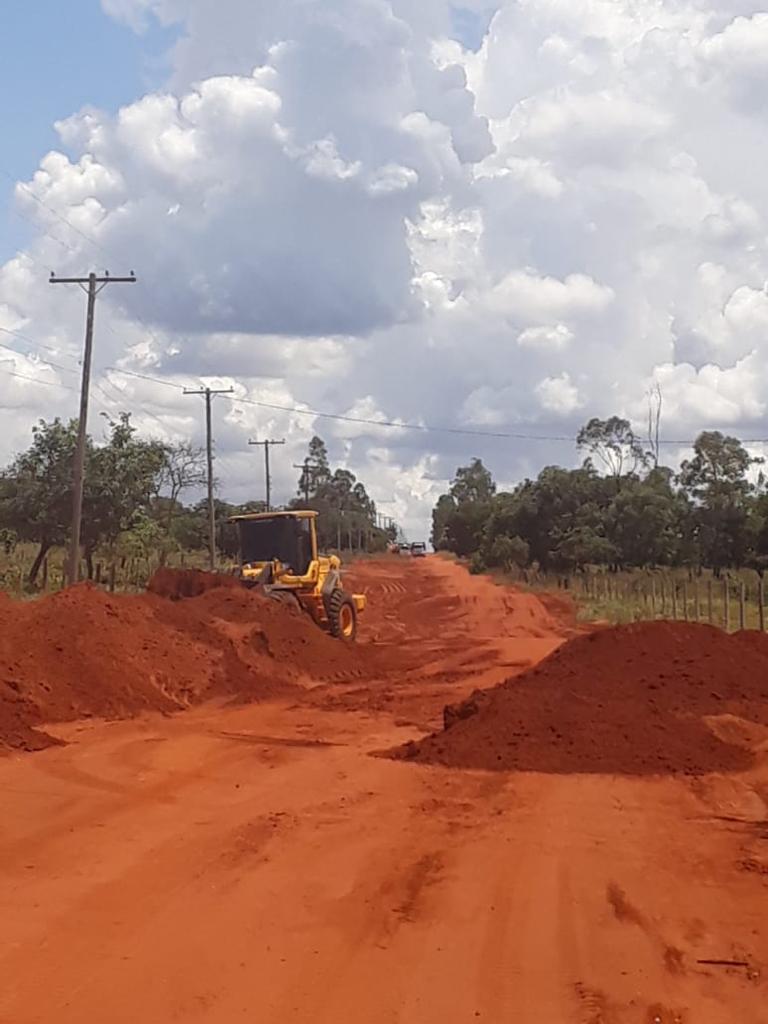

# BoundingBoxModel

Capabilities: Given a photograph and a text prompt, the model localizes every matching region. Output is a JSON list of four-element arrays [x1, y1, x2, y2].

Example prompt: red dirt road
[[1, 557, 767, 1022]]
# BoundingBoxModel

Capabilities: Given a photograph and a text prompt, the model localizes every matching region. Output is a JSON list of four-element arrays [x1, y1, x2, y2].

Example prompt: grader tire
[[267, 590, 301, 613], [328, 590, 357, 641]]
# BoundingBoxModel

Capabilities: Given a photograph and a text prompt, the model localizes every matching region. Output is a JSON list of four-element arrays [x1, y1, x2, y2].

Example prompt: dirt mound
[[147, 567, 241, 600], [0, 577, 369, 753], [148, 584, 373, 682], [394, 621, 768, 776]]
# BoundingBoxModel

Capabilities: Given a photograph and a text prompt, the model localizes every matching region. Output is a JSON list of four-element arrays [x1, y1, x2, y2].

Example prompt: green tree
[[431, 493, 457, 550], [486, 534, 529, 571], [678, 431, 762, 570], [298, 436, 331, 501], [429, 460, 498, 558], [450, 458, 496, 504], [577, 416, 648, 488], [553, 526, 619, 572], [0, 418, 81, 585], [289, 437, 386, 552], [121, 514, 175, 565], [505, 465, 612, 570], [80, 414, 167, 577], [751, 491, 768, 573], [607, 469, 686, 567], [0, 526, 17, 556]]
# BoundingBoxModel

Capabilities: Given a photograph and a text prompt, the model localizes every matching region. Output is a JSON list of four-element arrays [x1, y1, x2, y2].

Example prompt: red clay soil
[[146, 566, 242, 600], [395, 620, 768, 776], [0, 574, 369, 753]]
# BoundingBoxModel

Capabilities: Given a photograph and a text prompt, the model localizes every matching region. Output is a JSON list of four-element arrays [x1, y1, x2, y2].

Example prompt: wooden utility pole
[[184, 386, 234, 571], [294, 459, 312, 504], [248, 439, 285, 511], [49, 270, 136, 585]]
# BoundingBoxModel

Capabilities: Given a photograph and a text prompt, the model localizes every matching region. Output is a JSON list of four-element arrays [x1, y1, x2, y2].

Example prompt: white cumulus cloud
[[1, 0, 768, 539]]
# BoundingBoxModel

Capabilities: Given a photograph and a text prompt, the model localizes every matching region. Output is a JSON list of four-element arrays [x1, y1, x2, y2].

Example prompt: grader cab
[[229, 510, 366, 640]]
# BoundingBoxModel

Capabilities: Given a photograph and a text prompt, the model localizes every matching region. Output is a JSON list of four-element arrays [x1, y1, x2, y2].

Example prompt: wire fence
[[518, 568, 767, 633]]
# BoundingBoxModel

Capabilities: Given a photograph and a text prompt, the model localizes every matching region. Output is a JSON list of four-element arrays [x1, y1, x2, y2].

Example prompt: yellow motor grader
[[228, 510, 366, 640]]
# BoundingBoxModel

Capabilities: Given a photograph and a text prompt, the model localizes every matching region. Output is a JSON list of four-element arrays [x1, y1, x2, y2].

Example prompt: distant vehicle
[[410, 542, 427, 558]]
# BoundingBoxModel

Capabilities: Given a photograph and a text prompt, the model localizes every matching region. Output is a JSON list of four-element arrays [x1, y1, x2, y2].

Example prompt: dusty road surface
[[1, 557, 768, 1023]]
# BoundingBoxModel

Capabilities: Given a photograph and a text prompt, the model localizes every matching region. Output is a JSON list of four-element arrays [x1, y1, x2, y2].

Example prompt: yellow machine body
[[229, 510, 366, 639]]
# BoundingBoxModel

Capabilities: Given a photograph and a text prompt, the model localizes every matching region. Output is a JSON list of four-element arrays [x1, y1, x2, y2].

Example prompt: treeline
[[432, 417, 768, 576], [287, 436, 395, 553], [0, 418, 392, 587]]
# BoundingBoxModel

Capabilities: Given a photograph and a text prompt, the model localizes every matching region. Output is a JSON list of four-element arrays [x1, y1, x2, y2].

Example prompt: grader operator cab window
[[239, 517, 312, 575]]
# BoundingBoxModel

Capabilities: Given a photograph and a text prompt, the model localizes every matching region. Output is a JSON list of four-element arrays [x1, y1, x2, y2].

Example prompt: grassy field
[[520, 567, 767, 633], [0, 543, 216, 596]]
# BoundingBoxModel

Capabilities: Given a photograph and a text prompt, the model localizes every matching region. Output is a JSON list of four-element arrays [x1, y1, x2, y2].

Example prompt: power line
[[106, 365, 186, 390], [7, 201, 83, 259], [0, 341, 78, 377], [2, 169, 116, 261], [95, 373, 176, 439], [0, 324, 79, 360], [103, 366, 768, 447], [7, 166, 768, 452], [2, 367, 79, 392], [6, 329, 768, 449], [1, 164, 190, 382], [104, 366, 579, 439]]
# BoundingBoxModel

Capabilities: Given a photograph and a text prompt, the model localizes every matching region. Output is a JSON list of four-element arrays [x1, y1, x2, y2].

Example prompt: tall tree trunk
[[28, 541, 51, 587]]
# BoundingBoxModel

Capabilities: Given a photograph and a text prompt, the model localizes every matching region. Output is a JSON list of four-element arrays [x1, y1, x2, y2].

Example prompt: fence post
[[739, 581, 746, 631], [650, 577, 657, 618], [660, 579, 667, 616], [672, 583, 678, 620], [760, 575, 766, 633], [708, 579, 714, 624], [694, 581, 701, 622], [683, 582, 689, 621], [723, 577, 730, 632], [109, 563, 116, 593]]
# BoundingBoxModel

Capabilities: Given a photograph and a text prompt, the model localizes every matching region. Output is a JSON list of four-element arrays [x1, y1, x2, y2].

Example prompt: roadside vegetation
[[0, 420, 393, 594], [432, 415, 768, 630]]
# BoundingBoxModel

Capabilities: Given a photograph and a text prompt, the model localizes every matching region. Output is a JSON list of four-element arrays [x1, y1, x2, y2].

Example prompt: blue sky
[[451, 5, 494, 51], [0, 0, 175, 262], [0, 3, 489, 265]]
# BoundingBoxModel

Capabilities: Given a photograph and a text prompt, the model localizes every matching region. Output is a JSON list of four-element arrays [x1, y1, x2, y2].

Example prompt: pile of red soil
[[146, 567, 241, 600], [395, 621, 768, 776], [0, 576, 369, 752]]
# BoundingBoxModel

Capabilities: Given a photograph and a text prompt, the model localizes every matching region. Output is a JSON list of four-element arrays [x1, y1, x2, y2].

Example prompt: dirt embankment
[[396, 620, 768, 776], [0, 572, 371, 752]]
